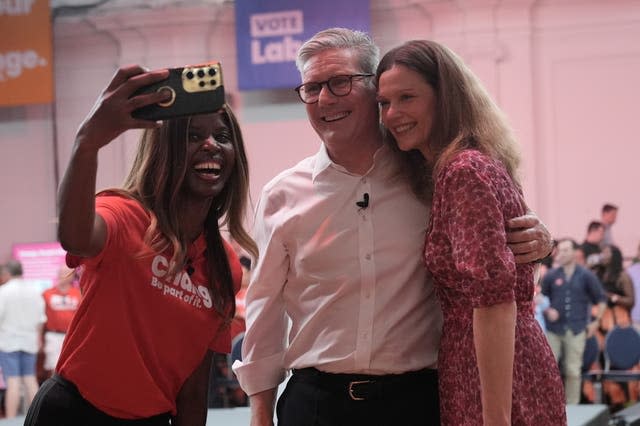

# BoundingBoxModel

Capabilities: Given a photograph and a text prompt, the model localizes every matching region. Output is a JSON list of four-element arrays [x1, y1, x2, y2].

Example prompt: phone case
[[131, 61, 225, 121]]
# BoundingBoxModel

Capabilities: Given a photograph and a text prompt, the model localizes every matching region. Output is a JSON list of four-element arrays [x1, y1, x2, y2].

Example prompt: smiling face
[[301, 48, 379, 151], [183, 112, 236, 202], [377, 64, 437, 161]]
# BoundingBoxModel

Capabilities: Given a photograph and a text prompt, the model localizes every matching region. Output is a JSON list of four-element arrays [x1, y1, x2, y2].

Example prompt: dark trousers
[[276, 368, 440, 426], [24, 374, 171, 426]]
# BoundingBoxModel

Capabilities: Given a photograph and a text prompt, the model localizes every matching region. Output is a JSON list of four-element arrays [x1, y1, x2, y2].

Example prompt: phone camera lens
[[209, 79, 216, 86], [208, 68, 216, 76], [199, 81, 205, 87], [197, 69, 205, 78], [186, 71, 194, 79]]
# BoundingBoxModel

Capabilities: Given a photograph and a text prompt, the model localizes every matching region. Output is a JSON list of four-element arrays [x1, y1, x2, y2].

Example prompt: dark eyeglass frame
[[294, 74, 374, 104]]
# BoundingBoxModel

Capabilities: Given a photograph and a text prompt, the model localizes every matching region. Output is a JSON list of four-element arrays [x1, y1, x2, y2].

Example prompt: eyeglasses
[[294, 74, 374, 104]]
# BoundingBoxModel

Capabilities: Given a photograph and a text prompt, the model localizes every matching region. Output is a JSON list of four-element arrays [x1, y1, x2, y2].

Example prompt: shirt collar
[[311, 142, 396, 183]]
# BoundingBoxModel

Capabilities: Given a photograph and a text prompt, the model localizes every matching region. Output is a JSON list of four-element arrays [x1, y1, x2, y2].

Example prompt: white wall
[[1, 0, 639, 261], [532, 0, 640, 255]]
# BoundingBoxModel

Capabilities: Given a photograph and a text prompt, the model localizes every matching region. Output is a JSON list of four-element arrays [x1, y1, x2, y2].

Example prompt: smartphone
[[131, 61, 225, 121]]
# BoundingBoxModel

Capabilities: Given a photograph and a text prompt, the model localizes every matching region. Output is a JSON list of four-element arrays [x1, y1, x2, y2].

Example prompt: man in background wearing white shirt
[[0, 260, 45, 418], [233, 28, 553, 426]]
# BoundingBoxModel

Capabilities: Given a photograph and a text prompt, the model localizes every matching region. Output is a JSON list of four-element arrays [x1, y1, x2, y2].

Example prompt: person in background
[[628, 243, 640, 329], [234, 28, 554, 426], [24, 65, 257, 426], [542, 239, 606, 405], [41, 265, 82, 380], [633, 243, 640, 265], [534, 281, 551, 332], [581, 221, 605, 268], [596, 244, 635, 332], [376, 39, 565, 425], [600, 203, 618, 247], [575, 246, 587, 266], [0, 260, 45, 418]]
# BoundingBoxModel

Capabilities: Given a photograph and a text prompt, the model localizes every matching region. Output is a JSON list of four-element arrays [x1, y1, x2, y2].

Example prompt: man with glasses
[[294, 73, 374, 103], [233, 27, 552, 426]]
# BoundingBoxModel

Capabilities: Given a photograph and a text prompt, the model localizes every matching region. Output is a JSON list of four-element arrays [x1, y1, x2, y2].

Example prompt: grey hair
[[296, 27, 380, 76]]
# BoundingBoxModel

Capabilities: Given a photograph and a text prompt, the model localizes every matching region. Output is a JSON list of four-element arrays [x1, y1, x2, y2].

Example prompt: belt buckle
[[348, 380, 372, 401]]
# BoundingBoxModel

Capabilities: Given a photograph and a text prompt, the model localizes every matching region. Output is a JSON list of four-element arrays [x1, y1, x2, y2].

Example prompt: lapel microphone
[[356, 193, 369, 209]]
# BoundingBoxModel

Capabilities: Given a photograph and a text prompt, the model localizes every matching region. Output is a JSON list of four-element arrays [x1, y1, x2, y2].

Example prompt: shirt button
[[365, 254, 372, 260]]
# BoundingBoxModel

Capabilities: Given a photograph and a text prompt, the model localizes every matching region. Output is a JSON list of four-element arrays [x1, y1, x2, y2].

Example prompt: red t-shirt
[[42, 286, 81, 333], [57, 195, 242, 418]]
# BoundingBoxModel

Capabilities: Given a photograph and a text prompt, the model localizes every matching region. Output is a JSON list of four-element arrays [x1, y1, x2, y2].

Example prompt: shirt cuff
[[232, 352, 286, 396]]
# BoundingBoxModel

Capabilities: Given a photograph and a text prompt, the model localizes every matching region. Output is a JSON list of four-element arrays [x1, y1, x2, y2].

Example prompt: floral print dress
[[425, 149, 566, 425]]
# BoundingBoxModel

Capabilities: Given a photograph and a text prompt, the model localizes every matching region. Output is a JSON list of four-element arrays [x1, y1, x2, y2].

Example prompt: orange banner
[[0, 0, 53, 106]]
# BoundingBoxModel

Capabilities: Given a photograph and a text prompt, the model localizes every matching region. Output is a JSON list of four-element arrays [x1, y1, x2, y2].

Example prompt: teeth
[[394, 123, 414, 133], [324, 111, 350, 122], [194, 161, 221, 171]]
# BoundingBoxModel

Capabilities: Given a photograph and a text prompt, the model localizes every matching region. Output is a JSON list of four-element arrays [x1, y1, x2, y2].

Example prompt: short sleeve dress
[[425, 150, 566, 425]]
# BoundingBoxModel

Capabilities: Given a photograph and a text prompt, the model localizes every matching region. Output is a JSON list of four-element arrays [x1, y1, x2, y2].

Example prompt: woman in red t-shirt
[[25, 65, 257, 426]]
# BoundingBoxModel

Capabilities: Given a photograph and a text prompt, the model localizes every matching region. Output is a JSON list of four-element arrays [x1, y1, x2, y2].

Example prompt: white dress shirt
[[233, 143, 442, 396]]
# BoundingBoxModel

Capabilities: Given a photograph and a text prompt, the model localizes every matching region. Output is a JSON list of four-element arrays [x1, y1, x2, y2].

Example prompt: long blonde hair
[[376, 40, 522, 200]]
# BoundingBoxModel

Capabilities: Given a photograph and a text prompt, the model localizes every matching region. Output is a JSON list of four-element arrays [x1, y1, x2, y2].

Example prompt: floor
[[0, 404, 610, 425], [0, 407, 251, 425]]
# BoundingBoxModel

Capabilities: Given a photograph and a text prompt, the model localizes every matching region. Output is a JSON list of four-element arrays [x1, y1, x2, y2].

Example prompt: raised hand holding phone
[[131, 61, 226, 121], [76, 65, 170, 150]]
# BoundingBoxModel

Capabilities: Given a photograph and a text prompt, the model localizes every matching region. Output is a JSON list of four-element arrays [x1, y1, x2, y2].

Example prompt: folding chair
[[581, 334, 601, 403], [582, 334, 600, 375], [584, 326, 640, 404]]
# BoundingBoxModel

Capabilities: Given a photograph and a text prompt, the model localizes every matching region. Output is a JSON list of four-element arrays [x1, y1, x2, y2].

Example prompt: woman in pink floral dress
[[376, 40, 566, 425]]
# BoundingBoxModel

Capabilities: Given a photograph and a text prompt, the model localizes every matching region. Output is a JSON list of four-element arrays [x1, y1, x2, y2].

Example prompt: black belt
[[292, 367, 437, 401]]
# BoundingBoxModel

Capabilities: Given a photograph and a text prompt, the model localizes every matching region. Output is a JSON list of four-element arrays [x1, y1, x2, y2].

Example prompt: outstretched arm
[[506, 212, 553, 264], [57, 65, 169, 257]]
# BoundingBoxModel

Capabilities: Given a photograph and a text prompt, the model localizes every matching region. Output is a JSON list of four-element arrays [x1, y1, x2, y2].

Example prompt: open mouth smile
[[393, 123, 415, 134], [194, 161, 222, 180]]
